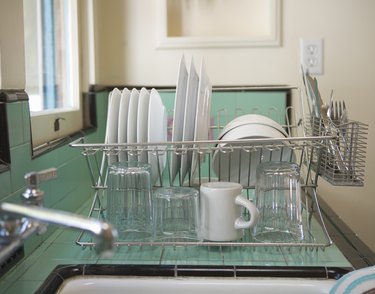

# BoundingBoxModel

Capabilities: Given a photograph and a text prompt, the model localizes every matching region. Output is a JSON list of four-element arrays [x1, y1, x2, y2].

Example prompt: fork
[[331, 100, 348, 126]]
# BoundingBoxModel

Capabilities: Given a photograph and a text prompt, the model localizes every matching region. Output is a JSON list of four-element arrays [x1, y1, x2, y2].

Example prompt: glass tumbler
[[153, 187, 200, 242], [106, 161, 153, 241], [253, 161, 304, 242]]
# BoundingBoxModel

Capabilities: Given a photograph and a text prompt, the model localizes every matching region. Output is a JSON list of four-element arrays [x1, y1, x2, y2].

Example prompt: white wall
[[0, 0, 25, 89], [93, 0, 375, 252]]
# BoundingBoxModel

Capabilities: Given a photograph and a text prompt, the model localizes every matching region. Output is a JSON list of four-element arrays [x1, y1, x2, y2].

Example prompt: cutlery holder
[[305, 116, 368, 186]]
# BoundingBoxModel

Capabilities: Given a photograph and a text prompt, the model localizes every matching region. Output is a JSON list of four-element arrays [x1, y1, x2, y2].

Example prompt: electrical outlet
[[300, 38, 323, 75]]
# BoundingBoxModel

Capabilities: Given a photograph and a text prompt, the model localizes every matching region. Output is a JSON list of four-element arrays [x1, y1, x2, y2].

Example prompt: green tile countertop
[[0, 200, 353, 294]]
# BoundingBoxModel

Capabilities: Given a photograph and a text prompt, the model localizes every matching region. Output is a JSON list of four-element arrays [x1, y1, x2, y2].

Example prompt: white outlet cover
[[300, 38, 323, 75]]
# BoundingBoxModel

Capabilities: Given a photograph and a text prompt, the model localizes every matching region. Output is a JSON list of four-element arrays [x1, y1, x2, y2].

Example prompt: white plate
[[148, 88, 168, 185], [218, 114, 288, 140], [212, 123, 295, 187], [137, 87, 150, 163], [105, 88, 122, 164], [180, 57, 199, 183], [190, 58, 212, 179], [104, 90, 113, 143], [170, 55, 188, 183], [118, 88, 131, 162], [127, 88, 139, 161]]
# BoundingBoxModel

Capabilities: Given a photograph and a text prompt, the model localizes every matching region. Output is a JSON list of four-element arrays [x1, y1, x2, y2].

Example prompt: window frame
[[24, 0, 84, 148]]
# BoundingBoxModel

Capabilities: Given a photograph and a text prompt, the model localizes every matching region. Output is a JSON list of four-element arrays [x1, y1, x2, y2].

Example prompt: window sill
[[32, 127, 95, 158], [31, 91, 97, 158]]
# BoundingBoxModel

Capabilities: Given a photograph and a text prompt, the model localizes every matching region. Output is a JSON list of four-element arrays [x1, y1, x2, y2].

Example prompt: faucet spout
[[0, 202, 117, 254]]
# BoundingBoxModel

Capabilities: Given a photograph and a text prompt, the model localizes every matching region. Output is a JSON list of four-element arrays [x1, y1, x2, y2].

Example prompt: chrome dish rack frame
[[69, 86, 367, 251]]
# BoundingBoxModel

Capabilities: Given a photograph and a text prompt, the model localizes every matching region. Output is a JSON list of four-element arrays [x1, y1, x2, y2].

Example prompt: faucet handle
[[22, 168, 57, 206], [24, 168, 57, 188]]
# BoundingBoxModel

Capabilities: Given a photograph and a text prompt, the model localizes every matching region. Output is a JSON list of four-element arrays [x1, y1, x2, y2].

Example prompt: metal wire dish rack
[[69, 86, 366, 251]]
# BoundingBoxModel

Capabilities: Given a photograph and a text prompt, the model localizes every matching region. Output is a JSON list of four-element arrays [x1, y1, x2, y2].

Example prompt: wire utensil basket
[[305, 117, 368, 186]]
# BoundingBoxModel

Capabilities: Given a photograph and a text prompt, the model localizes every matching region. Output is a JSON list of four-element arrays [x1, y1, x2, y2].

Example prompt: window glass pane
[[23, 0, 79, 112]]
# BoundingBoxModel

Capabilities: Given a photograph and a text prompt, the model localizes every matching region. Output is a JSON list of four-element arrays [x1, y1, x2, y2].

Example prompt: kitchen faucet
[[0, 168, 117, 265]]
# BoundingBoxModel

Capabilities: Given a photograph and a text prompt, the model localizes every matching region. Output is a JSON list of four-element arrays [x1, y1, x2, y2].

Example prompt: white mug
[[199, 182, 259, 241]]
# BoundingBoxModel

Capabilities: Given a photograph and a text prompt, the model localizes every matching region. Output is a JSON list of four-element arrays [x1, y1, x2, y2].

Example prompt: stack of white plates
[[212, 114, 295, 187], [104, 55, 212, 185], [170, 55, 212, 184], [105, 87, 168, 184]]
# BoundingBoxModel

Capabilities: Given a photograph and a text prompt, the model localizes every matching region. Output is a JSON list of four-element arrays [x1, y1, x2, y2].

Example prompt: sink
[[37, 264, 349, 294], [57, 276, 336, 294]]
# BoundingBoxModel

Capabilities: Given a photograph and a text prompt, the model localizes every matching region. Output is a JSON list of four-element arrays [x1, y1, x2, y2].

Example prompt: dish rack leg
[[88, 189, 106, 219]]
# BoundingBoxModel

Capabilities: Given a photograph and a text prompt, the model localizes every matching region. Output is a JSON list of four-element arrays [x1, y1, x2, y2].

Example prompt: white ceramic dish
[[170, 55, 188, 183], [104, 90, 113, 143], [218, 114, 288, 140], [106, 88, 122, 164], [180, 57, 199, 183], [148, 88, 168, 185], [127, 88, 139, 161], [137, 87, 150, 162], [106, 88, 122, 144], [190, 58, 212, 180], [118, 88, 131, 162], [212, 123, 295, 187]]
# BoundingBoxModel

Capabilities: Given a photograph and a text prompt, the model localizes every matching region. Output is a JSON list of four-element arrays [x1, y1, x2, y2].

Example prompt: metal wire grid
[[70, 136, 333, 250]]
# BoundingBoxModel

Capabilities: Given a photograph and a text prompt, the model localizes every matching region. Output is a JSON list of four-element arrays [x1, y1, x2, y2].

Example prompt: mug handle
[[234, 195, 259, 229]]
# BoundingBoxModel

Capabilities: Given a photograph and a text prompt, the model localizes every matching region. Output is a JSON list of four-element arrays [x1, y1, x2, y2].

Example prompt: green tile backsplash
[[0, 91, 109, 255], [9, 142, 32, 192], [0, 170, 11, 199], [6, 102, 27, 148]]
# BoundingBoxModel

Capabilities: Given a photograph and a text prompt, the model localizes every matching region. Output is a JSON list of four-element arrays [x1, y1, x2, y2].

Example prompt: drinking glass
[[153, 187, 200, 242], [253, 161, 304, 242], [106, 161, 153, 241]]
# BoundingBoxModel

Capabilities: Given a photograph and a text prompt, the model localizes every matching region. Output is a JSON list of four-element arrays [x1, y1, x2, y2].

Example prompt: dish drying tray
[[69, 86, 367, 251]]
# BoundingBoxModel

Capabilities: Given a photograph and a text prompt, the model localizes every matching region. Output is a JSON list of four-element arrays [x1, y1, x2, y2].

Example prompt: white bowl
[[218, 114, 288, 140], [212, 123, 295, 187]]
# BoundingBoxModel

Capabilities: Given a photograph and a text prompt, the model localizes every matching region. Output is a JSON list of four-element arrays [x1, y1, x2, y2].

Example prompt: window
[[23, 0, 82, 147]]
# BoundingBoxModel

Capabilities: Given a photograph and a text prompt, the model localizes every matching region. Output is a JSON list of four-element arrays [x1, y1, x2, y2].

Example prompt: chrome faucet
[[0, 168, 117, 264]]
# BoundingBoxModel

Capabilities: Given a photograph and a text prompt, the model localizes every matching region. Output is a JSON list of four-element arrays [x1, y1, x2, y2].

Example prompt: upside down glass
[[106, 162, 153, 241], [253, 161, 304, 242], [153, 187, 200, 242]]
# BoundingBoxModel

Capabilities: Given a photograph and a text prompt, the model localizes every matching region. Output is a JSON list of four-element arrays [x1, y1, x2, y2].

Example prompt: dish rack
[[69, 86, 368, 251]]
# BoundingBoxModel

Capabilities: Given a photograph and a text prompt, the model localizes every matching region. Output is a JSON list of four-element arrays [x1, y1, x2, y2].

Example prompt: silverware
[[336, 100, 351, 170], [320, 103, 349, 172], [340, 101, 349, 127], [301, 71, 353, 175], [330, 100, 349, 127]]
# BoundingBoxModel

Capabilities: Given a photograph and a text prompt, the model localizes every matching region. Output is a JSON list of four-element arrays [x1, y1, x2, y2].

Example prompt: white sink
[[57, 276, 336, 294]]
